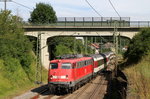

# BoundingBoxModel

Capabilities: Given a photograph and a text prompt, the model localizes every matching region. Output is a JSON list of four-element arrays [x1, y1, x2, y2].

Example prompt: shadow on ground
[[104, 69, 128, 99], [31, 84, 68, 96], [31, 84, 51, 95]]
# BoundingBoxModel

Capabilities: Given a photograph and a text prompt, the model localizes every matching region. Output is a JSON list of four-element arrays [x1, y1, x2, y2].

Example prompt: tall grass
[[124, 54, 150, 99], [0, 58, 48, 99]]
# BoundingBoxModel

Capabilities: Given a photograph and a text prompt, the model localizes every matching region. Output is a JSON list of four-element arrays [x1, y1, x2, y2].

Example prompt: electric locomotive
[[48, 56, 93, 93]]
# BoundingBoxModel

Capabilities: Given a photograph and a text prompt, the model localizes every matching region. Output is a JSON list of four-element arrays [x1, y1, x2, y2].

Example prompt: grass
[[123, 54, 150, 99], [0, 59, 48, 99]]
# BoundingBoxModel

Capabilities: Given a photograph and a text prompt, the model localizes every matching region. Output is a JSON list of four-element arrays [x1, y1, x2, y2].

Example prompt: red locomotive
[[48, 52, 115, 93]]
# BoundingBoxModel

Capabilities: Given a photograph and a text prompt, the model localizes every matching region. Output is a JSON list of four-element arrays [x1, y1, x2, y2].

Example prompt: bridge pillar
[[40, 34, 49, 69]]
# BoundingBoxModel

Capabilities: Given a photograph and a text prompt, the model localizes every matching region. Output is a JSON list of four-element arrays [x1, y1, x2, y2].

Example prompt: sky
[[0, 0, 150, 21]]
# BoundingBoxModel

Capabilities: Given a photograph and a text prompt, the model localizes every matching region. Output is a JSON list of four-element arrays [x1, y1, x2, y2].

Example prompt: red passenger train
[[48, 52, 115, 93]]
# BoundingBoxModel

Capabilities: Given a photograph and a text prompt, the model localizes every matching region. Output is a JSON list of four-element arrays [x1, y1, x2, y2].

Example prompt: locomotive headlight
[[66, 75, 68, 79], [53, 76, 57, 79], [59, 75, 69, 79], [50, 75, 53, 79]]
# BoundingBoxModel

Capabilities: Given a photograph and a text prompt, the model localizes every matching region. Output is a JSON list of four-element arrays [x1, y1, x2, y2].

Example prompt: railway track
[[31, 88, 49, 99], [73, 82, 91, 99], [64, 74, 108, 99], [89, 75, 105, 99]]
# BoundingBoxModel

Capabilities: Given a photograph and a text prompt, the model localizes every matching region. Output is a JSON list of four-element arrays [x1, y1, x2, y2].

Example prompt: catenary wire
[[85, 0, 103, 17], [12, 0, 33, 10], [108, 0, 121, 17]]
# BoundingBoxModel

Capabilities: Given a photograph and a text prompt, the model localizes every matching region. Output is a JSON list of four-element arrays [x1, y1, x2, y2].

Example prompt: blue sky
[[0, 0, 150, 21]]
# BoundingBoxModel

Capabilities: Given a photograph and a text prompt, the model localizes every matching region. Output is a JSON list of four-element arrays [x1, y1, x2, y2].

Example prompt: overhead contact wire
[[12, 0, 33, 10], [85, 0, 103, 17], [108, 0, 121, 17]]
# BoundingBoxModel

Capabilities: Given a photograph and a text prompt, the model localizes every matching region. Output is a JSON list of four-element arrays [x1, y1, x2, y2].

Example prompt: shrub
[[124, 28, 150, 63]]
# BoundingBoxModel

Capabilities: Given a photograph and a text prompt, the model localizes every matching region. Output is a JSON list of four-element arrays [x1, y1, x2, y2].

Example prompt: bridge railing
[[130, 21, 150, 27], [23, 17, 150, 28]]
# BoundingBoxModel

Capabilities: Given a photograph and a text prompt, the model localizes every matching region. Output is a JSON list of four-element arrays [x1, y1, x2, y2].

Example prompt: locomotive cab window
[[62, 63, 72, 69], [50, 63, 58, 69]]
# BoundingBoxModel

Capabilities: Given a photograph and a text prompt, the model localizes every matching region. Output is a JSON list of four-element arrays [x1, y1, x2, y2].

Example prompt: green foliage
[[124, 28, 150, 63], [0, 10, 33, 67], [3, 58, 28, 85], [75, 40, 86, 54], [0, 58, 36, 98], [29, 3, 57, 24], [101, 48, 111, 53], [48, 37, 92, 59], [0, 11, 23, 35], [55, 44, 72, 56], [0, 62, 12, 97], [124, 53, 150, 99], [0, 10, 43, 98]]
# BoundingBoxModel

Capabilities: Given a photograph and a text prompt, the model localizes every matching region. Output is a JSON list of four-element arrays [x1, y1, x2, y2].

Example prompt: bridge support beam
[[40, 33, 49, 69]]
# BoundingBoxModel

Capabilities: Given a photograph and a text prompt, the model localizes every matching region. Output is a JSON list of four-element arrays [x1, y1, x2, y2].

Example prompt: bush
[[55, 44, 72, 56], [124, 28, 150, 63], [0, 10, 49, 98], [0, 57, 30, 88], [48, 37, 91, 59], [0, 10, 36, 97]]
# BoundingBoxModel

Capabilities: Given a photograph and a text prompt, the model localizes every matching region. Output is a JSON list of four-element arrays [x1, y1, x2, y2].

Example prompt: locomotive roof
[[89, 54, 103, 58], [50, 57, 92, 63]]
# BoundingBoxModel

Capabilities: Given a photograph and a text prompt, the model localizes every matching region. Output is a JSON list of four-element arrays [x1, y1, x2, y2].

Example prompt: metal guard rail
[[23, 21, 150, 28]]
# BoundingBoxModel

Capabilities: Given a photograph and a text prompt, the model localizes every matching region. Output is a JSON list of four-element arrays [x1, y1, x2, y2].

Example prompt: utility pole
[[4, 0, 6, 10], [95, 37, 96, 43], [100, 37, 102, 53], [91, 37, 93, 54], [113, 21, 119, 54], [113, 21, 119, 76], [0, 0, 12, 11], [35, 32, 44, 84], [85, 37, 87, 54], [16, 8, 19, 17], [74, 37, 76, 54], [119, 33, 121, 53]]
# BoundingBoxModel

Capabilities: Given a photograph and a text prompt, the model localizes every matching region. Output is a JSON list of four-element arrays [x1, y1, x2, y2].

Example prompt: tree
[[0, 10, 33, 68], [47, 37, 90, 59], [55, 44, 72, 56], [124, 28, 150, 63], [29, 3, 57, 24], [0, 11, 41, 94]]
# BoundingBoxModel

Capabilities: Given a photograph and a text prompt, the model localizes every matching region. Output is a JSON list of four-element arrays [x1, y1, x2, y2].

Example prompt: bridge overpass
[[23, 17, 150, 69]]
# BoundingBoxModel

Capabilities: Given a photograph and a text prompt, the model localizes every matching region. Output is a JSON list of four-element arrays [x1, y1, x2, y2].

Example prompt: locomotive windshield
[[50, 63, 58, 69], [61, 63, 72, 69]]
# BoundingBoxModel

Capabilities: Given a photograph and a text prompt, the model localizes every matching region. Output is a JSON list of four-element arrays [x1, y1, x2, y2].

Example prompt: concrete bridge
[[23, 17, 149, 69]]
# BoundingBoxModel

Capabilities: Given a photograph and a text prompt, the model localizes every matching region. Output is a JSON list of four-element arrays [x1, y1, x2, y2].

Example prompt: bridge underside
[[24, 26, 139, 69]]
